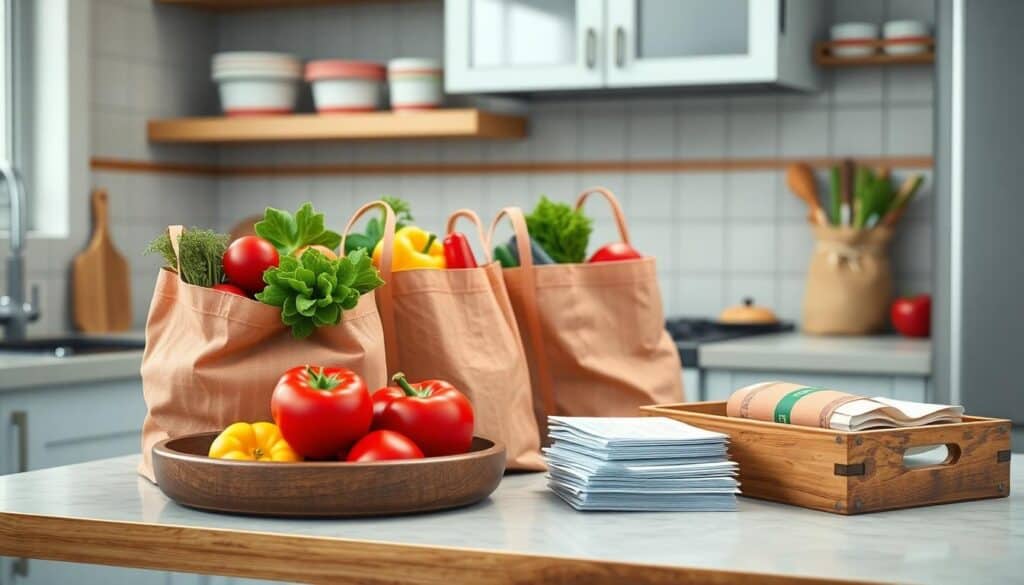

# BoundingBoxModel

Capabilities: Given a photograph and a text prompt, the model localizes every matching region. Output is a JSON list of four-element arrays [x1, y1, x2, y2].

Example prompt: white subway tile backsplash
[[832, 108, 884, 155], [677, 172, 727, 220], [727, 222, 777, 272], [727, 110, 779, 157], [625, 173, 674, 219], [675, 274, 725, 317], [891, 219, 932, 277], [627, 112, 676, 160], [885, 105, 933, 155], [727, 171, 777, 219], [778, 221, 816, 274], [777, 276, 806, 322], [886, 67, 934, 104], [530, 108, 580, 161], [580, 108, 628, 161], [676, 108, 727, 159], [780, 108, 830, 157], [832, 68, 885, 106], [886, 0, 935, 23], [833, 0, 887, 23], [677, 223, 725, 272]]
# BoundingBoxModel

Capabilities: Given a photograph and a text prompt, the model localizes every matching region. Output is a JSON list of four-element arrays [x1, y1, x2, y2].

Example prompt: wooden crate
[[641, 401, 1012, 515]]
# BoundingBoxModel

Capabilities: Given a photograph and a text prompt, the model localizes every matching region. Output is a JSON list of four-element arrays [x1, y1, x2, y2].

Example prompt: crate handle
[[902, 443, 961, 470]]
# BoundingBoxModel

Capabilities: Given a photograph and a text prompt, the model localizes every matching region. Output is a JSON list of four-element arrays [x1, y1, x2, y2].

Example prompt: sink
[[0, 336, 145, 358]]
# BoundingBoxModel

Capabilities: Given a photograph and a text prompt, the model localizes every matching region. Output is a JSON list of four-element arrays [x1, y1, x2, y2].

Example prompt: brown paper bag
[[138, 225, 388, 482], [489, 187, 684, 430], [343, 202, 544, 471], [802, 226, 894, 335]]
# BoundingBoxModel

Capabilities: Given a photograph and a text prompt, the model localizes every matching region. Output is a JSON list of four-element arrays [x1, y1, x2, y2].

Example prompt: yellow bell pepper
[[372, 226, 446, 271], [208, 422, 302, 462]]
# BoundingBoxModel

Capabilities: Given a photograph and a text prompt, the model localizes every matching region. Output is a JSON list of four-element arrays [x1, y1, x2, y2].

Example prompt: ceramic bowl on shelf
[[211, 51, 301, 117], [883, 20, 931, 55], [829, 22, 879, 58], [306, 60, 385, 114], [388, 58, 443, 111]]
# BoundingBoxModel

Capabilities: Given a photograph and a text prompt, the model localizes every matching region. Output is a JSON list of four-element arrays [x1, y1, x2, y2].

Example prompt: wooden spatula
[[73, 189, 132, 332], [786, 163, 828, 226]]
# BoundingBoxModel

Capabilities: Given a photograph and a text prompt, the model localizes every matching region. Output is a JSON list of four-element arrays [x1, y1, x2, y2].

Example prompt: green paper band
[[774, 387, 826, 424]]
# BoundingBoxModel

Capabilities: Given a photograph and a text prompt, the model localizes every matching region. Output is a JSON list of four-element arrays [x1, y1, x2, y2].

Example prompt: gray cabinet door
[[0, 379, 197, 585]]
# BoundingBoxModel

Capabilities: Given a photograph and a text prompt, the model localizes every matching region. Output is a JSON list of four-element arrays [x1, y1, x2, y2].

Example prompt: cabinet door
[[605, 0, 779, 87], [445, 0, 604, 92]]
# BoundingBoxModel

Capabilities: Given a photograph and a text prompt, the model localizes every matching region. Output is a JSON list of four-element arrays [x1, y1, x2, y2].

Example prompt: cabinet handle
[[614, 26, 626, 67], [11, 411, 27, 473], [585, 28, 597, 68]]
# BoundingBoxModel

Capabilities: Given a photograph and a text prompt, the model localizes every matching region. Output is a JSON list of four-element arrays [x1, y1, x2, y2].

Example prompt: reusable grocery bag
[[139, 225, 388, 482], [343, 202, 545, 471], [489, 187, 684, 429], [802, 225, 893, 335]]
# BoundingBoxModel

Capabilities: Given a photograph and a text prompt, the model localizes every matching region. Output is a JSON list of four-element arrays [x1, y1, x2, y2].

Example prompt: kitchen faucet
[[0, 162, 39, 340]]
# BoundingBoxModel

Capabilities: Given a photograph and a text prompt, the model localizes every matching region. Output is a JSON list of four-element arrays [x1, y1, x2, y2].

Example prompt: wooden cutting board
[[73, 189, 132, 332]]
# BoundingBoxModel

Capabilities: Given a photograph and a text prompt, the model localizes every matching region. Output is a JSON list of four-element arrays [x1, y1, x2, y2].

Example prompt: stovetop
[[665, 317, 795, 367]]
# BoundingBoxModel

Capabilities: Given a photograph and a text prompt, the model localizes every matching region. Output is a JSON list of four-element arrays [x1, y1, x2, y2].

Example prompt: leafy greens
[[525, 196, 593, 264], [145, 228, 229, 288], [255, 247, 385, 338], [255, 202, 342, 256]]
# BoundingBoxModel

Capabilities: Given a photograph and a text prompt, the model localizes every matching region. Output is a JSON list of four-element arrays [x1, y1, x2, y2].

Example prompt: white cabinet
[[445, 0, 604, 92], [445, 0, 820, 93]]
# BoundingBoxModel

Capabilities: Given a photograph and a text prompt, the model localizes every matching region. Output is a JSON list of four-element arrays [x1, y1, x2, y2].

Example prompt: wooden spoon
[[786, 163, 828, 226]]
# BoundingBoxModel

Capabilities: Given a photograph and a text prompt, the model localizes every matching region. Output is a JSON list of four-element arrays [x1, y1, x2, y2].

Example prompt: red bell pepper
[[371, 373, 475, 456], [442, 232, 478, 269], [270, 365, 373, 459]]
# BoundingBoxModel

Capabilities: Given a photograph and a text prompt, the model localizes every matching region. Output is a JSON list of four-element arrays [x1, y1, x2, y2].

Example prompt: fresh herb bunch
[[525, 196, 593, 264], [344, 196, 414, 255], [144, 228, 229, 288], [256, 202, 342, 256], [255, 247, 385, 338]]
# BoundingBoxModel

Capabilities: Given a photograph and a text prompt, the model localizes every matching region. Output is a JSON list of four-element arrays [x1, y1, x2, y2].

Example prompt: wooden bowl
[[152, 432, 506, 517]]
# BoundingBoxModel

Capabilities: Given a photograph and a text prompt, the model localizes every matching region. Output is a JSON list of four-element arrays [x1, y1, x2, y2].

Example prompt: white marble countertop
[[699, 332, 931, 375], [0, 454, 1018, 584], [0, 331, 144, 390]]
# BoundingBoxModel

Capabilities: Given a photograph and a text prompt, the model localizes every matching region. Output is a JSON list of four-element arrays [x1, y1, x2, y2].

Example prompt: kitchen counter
[[699, 332, 931, 375], [0, 331, 144, 390], [0, 455, 1018, 584]]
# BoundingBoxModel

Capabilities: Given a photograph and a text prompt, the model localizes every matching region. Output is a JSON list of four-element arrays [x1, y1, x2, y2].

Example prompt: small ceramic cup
[[305, 60, 386, 114], [883, 20, 930, 55], [387, 58, 443, 111], [830, 22, 879, 58]]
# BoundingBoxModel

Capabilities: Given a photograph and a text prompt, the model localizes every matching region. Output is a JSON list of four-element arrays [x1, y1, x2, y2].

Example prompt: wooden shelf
[[814, 39, 935, 67], [147, 109, 527, 144], [157, 0, 404, 10]]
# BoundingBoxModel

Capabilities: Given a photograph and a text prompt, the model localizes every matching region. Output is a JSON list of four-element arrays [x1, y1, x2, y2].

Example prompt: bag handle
[[575, 186, 632, 244], [166, 225, 184, 273], [445, 209, 493, 264], [487, 207, 556, 418], [341, 201, 398, 364]]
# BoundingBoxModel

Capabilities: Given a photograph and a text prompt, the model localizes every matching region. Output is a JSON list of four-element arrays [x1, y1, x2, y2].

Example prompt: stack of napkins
[[544, 416, 739, 512]]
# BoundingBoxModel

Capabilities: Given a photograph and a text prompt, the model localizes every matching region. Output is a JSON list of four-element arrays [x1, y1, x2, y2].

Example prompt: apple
[[890, 294, 931, 337]]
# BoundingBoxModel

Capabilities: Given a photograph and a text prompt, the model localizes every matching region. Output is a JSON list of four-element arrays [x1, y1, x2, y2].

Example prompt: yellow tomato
[[208, 422, 302, 462]]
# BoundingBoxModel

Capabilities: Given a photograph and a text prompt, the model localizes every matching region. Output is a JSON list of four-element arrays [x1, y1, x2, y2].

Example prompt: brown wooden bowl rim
[[153, 432, 505, 469]]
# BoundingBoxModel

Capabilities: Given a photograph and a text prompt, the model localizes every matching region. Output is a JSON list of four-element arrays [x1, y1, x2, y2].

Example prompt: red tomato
[[212, 283, 247, 296], [372, 373, 474, 457], [891, 294, 931, 338], [345, 430, 424, 463], [223, 236, 279, 294], [270, 366, 373, 459], [588, 242, 642, 263]]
